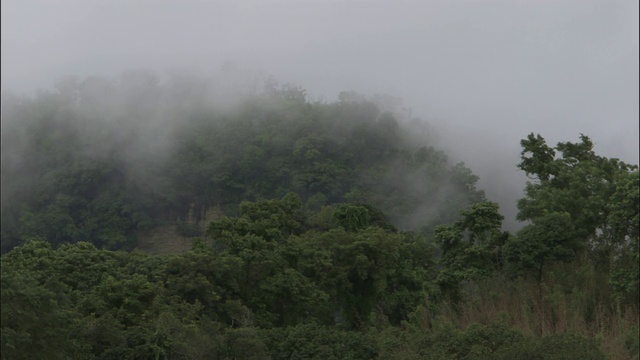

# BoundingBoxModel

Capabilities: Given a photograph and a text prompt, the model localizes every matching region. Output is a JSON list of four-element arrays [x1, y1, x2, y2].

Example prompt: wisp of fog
[[2, 0, 638, 230]]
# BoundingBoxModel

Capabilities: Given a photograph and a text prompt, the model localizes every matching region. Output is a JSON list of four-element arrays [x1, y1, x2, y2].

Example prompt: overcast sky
[[2, 0, 638, 225]]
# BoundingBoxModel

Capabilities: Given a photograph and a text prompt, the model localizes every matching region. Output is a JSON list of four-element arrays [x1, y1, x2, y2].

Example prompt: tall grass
[[431, 260, 639, 359]]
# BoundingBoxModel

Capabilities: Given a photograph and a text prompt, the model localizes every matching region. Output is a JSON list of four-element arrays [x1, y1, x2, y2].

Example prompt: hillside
[[1, 72, 484, 253], [1, 73, 638, 359]]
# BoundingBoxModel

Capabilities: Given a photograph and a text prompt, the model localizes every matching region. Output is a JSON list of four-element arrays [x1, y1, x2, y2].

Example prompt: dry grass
[[433, 262, 639, 359]]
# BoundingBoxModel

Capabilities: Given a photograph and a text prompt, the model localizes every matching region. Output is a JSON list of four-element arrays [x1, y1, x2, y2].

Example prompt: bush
[[261, 323, 378, 360], [495, 333, 606, 360]]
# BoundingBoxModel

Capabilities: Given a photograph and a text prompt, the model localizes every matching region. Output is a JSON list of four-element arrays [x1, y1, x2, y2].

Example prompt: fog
[[2, 0, 638, 229]]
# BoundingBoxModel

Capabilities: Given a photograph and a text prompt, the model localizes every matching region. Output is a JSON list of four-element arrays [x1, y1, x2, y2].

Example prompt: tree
[[435, 202, 507, 300], [504, 212, 580, 282], [516, 134, 638, 265], [1, 262, 87, 359], [607, 170, 640, 306]]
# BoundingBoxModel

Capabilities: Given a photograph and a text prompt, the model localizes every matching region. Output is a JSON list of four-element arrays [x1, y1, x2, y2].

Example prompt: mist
[[2, 0, 638, 230]]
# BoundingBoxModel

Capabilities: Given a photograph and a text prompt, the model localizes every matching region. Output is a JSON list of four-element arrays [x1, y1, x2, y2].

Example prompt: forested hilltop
[[1, 72, 638, 359], [1, 70, 483, 253]]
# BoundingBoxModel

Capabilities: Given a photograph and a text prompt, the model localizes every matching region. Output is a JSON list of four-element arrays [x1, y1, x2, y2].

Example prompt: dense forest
[[1, 71, 638, 359]]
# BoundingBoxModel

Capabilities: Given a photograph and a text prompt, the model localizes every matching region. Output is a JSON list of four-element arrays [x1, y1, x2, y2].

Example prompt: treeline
[[1, 195, 629, 359], [1, 72, 639, 358]]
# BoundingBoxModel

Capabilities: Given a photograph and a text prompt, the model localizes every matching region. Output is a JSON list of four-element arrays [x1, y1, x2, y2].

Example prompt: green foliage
[[1, 74, 636, 358], [331, 204, 373, 232], [222, 327, 270, 360], [378, 317, 607, 360], [261, 323, 378, 360], [504, 212, 580, 281], [175, 221, 203, 237], [1, 240, 207, 359], [0, 261, 88, 359], [514, 133, 639, 310], [519, 133, 558, 182], [435, 202, 506, 299], [516, 134, 637, 258], [0, 190, 625, 358], [0, 202, 435, 356], [206, 196, 434, 328], [608, 171, 640, 306], [2, 78, 483, 253], [625, 325, 640, 360], [309, 227, 434, 328], [427, 321, 525, 359], [494, 333, 606, 360]]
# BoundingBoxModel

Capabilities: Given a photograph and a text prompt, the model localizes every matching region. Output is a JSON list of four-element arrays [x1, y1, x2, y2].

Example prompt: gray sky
[[2, 0, 638, 226]]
